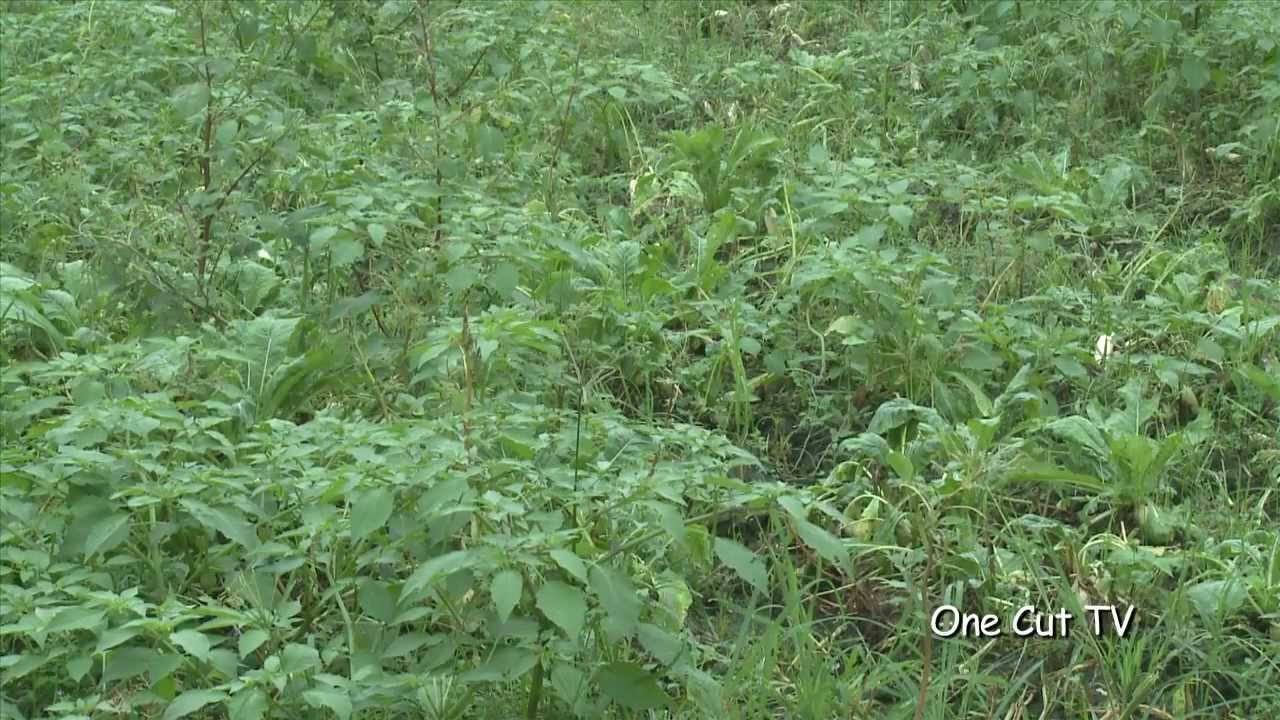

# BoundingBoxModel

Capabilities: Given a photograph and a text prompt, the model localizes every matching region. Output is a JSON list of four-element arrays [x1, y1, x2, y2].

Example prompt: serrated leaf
[[227, 689, 268, 720], [713, 537, 767, 594], [45, 607, 106, 634], [777, 495, 849, 567], [589, 565, 640, 636], [357, 580, 397, 624], [169, 630, 211, 661], [491, 570, 522, 623], [382, 632, 433, 659], [596, 661, 670, 710], [550, 662, 588, 708], [489, 262, 519, 297], [66, 653, 92, 682], [549, 549, 588, 583], [309, 226, 338, 248], [178, 499, 259, 550], [162, 689, 226, 720], [1053, 357, 1088, 380], [170, 83, 209, 119], [636, 622, 683, 665], [445, 263, 479, 291], [104, 647, 158, 684], [280, 643, 320, 673], [331, 237, 364, 267], [536, 580, 587, 640], [401, 550, 474, 600], [350, 488, 393, 541], [888, 204, 913, 229], [238, 629, 269, 659], [302, 688, 351, 720], [84, 512, 130, 557], [1181, 54, 1210, 91]]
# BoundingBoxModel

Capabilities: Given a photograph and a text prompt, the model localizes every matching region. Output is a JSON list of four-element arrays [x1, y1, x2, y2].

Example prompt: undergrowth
[[2, 1, 1277, 719]]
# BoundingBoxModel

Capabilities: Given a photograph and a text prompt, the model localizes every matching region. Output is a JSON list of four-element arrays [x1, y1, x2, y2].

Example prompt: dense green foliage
[[1, 1, 1277, 718]]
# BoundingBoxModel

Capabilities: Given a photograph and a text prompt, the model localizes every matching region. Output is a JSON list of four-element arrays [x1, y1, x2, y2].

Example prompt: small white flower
[[1094, 334, 1118, 363]]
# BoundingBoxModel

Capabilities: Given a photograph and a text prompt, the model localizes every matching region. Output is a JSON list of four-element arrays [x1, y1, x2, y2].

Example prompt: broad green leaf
[[489, 262, 519, 297], [713, 537, 767, 594], [888, 204, 913, 229], [227, 688, 268, 720], [1181, 55, 1211, 91], [656, 576, 693, 629], [104, 647, 158, 684], [1053, 356, 1088, 380], [868, 397, 942, 436], [1186, 579, 1247, 624], [351, 488, 394, 541], [551, 662, 589, 708], [549, 548, 588, 583], [1240, 365, 1280, 403], [45, 607, 106, 634], [214, 119, 238, 146], [460, 646, 538, 682], [280, 643, 320, 674], [636, 622, 683, 665], [302, 688, 351, 720], [473, 124, 505, 158], [328, 291, 383, 322], [170, 82, 209, 118], [382, 632, 433, 659], [596, 661, 670, 710], [840, 432, 890, 462], [491, 570, 523, 623], [886, 451, 914, 483], [162, 689, 226, 720], [309, 226, 339, 249], [66, 653, 92, 682], [777, 495, 849, 567], [589, 565, 640, 636], [826, 315, 860, 335], [358, 580, 397, 624], [178, 499, 259, 550], [3, 653, 49, 682], [236, 260, 279, 309], [445, 263, 480, 291], [1042, 416, 1108, 459], [84, 512, 130, 557], [536, 580, 587, 640], [331, 237, 364, 267], [238, 629, 269, 659], [402, 550, 474, 600], [259, 345, 341, 421], [169, 630, 212, 661], [949, 371, 993, 416]]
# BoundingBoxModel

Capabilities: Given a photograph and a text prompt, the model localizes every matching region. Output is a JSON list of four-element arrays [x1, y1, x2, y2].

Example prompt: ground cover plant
[[1, 1, 1277, 718]]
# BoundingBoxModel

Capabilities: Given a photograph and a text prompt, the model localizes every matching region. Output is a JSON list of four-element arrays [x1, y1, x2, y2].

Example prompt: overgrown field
[[1, 1, 1278, 718]]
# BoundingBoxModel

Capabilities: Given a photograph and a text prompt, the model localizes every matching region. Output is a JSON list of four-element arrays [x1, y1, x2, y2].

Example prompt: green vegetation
[[2, 1, 1277, 718]]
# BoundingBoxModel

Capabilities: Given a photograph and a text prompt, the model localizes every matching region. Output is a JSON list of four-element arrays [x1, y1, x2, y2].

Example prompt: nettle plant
[[3, 329, 861, 719]]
